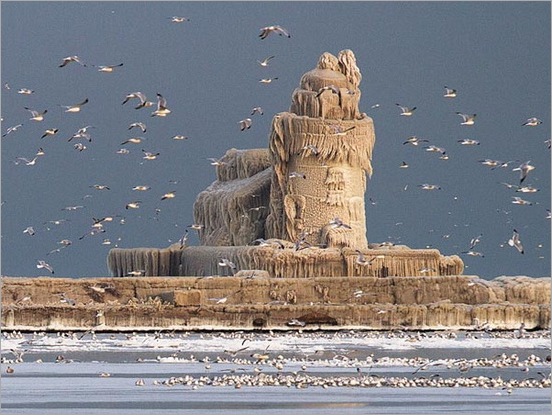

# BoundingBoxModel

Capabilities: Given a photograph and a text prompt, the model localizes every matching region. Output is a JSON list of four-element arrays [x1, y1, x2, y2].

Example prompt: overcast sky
[[1, 1, 550, 279]]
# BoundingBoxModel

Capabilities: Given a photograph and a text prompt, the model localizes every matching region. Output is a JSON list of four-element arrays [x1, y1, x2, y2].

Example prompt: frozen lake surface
[[1, 330, 550, 414]]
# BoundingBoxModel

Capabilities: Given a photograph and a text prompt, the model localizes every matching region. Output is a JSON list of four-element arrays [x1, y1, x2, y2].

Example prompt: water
[[1, 331, 550, 414]]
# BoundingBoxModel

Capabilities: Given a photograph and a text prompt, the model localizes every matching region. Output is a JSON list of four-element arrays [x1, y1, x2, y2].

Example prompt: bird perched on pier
[[259, 25, 291, 39]]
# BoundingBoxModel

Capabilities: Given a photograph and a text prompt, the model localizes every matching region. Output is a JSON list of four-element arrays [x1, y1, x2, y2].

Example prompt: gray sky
[[1, 2, 550, 279]]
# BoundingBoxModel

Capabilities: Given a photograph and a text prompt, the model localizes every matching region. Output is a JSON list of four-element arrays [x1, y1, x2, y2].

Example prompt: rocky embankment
[[1, 274, 549, 331]]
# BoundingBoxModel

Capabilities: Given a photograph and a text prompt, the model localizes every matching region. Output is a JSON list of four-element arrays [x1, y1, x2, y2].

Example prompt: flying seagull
[[396, 103, 416, 116], [93, 63, 123, 73], [151, 93, 171, 117], [122, 92, 153, 109], [512, 161, 535, 184], [257, 56, 275, 67], [128, 122, 147, 133], [61, 98, 89, 113], [456, 112, 476, 126], [41, 128, 59, 139], [259, 25, 291, 39], [37, 260, 54, 274], [59, 55, 86, 68], [522, 117, 542, 126], [239, 118, 252, 131], [508, 229, 524, 254], [25, 107, 47, 122], [443, 86, 457, 98]]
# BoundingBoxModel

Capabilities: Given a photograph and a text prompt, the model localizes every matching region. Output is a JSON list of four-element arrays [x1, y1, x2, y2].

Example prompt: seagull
[[456, 112, 476, 125], [169, 16, 190, 23], [458, 139, 480, 145], [90, 184, 110, 191], [172, 135, 188, 140], [396, 103, 416, 116], [188, 224, 204, 232], [23, 226, 35, 236], [300, 144, 320, 156], [425, 145, 447, 154], [142, 150, 159, 160], [522, 117, 542, 126], [17, 87, 34, 95], [122, 92, 153, 109], [2, 124, 23, 137], [259, 25, 291, 39], [127, 270, 146, 276], [511, 196, 532, 206], [512, 161, 535, 184], [151, 93, 171, 117], [443, 86, 457, 98], [259, 78, 278, 84], [68, 126, 94, 142], [399, 161, 409, 168], [516, 186, 539, 193], [59, 55, 86, 67], [544, 139, 551, 149], [355, 250, 384, 266], [121, 137, 145, 145], [218, 258, 237, 270], [289, 171, 306, 179], [36, 147, 45, 156], [469, 234, 483, 250], [207, 157, 226, 166], [329, 125, 355, 136], [508, 229, 524, 254], [329, 217, 352, 229], [41, 128, 59, 139], [239, 118, 252, 131], [128, 122, 146, 133], [62, 205, 84, 211], [418, 183, 441, 190], [178, 230, 189, 248], [25, 107, 47, 122], [403, 136, 429, 146], [93, 63, 123, 73], [133, 185, 150, 191], [125, 201, 142, 209], [74, 143, 87, 152], [316, 85, 340, 98], [61, 98, 89, 113], [161, 191, 176, 200], [15, 157, 39, 166], [478, 159, 504, 169], [37, 260, 54, 274], [257, 55, 275, 67], [250, 107, 264, 116]]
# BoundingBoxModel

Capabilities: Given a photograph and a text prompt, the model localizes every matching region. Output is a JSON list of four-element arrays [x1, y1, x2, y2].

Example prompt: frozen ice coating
[[106, 50, 462, 278]]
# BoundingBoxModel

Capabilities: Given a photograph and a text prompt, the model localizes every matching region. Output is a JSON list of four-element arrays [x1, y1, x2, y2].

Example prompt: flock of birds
[[1, 19, 298, 277], [1, 13, 549, 278], [384, 88, 548, 262]]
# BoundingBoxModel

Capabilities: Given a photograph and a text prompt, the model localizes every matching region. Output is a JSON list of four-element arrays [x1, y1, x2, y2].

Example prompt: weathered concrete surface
[[2, 275, 549, 331]]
